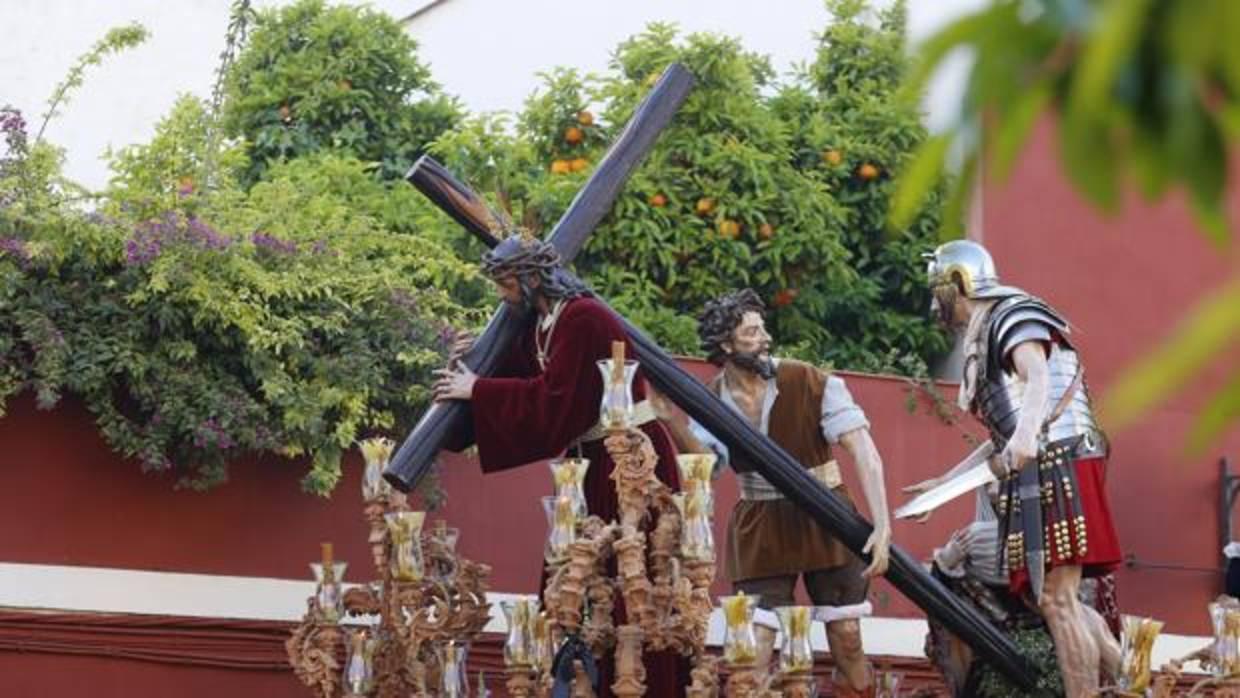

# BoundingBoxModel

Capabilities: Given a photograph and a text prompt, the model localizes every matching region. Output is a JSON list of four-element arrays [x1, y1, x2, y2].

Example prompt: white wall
[[3, 0, 981, 192]]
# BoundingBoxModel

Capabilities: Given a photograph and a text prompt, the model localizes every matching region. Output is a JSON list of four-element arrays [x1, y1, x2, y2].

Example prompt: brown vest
[[709, 359, 832, 473]]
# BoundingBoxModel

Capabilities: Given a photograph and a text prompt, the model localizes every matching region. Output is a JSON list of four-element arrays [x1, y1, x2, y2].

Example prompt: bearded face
[[930, 280, 964, 331], [492, 274, 541, 313], [725, 311, 775, 379]]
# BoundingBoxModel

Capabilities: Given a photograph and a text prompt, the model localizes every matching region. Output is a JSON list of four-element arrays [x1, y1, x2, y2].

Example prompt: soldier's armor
[[973, 293, 1107, 459]]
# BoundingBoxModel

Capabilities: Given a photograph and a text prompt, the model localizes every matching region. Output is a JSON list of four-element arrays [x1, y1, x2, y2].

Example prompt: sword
[[894, 442, 996, 520], [1018, 458, 1045, 599]]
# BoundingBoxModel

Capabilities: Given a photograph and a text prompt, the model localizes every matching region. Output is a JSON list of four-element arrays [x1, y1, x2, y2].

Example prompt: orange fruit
[[858, 163, 880, 180], [822, 149, 842, 166], [279, 104, 292, 122], [695, 197, 715, 216], [577, 110, 594, 126], [718, 219, 741, 239], [564, 126, 584, 145], [570, 157, 589, 172], [649, 193, 668, 208], [773, 288, 799, 307], [759, 223, 775, 240], [550, 160, 571, 175]]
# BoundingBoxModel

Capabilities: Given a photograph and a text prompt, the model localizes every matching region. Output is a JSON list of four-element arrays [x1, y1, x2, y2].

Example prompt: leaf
[[990, 84, 1051, 182], [900, 9, 999, 106], [888, 133, 950, 231], [1100, 278, 1240, 431], [1070, 0, 1154, 114], [1189, 368, 1240, 452], [938, 154, 977, 242], [1057, 112, 1119, 211]]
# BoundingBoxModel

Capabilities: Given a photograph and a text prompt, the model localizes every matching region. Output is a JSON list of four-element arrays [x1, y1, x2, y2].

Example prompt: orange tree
[[222, 0, 460, 185], [431, 2, 947, 373]]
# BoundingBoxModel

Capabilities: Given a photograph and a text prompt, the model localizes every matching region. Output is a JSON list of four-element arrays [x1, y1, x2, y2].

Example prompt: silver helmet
[[925, 240, 1022, 300]]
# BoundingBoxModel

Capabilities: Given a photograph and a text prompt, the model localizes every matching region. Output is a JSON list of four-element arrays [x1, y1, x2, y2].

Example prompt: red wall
[[980, 117, 1240, 634], [2, 338, 1230, 637], [0, 366, 985, 615]]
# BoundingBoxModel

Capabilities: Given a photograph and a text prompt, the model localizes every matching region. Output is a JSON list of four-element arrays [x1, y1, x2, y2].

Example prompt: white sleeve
[[820, 375, 870, 444]]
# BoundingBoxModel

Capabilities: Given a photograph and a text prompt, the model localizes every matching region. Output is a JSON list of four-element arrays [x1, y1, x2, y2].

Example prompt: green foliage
[[222, 0, 461, 184], [975, 626, 1064, 697], [106, 95, 249, 221], [770, 0, 950, 370], [36, 23, 150, 144], [892, 0, 1240, 443], [432, 6, 947, 373], [2, 42, 483, 494]]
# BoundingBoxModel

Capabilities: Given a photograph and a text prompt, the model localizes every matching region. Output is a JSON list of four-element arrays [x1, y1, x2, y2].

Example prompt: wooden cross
[[383, 63, 1038, 690]]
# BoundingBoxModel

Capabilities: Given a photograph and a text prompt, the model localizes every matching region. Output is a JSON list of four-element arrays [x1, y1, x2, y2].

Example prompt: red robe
[[462, 296, 687, 696]]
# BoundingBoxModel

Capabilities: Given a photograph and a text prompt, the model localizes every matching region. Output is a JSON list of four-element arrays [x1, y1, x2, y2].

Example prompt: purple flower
[[1, 107, 27, 155], [1, 107, 29, 180], [124, 212, 232, 267], [186, 216, 230, 250], [0, 237, 30, 266], [193, 417, 235, 450], [437, 324, 454, 348], [250, 231, 298, 255]]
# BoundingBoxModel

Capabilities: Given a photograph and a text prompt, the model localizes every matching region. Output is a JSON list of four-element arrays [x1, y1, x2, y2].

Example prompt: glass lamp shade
[[720, 593, 760, 665], [596, 359, 637, 430], [438, 641, 470, 697], [343, 628, 377, 694], [775, 606, 814, 673], [548, 458, 589, 519], [385, 511, 426, 582], [501, 597, 541, 668], [310, 561, 348, 622], [1117, 614, 1163, 692], [358, 437, 395, 500]]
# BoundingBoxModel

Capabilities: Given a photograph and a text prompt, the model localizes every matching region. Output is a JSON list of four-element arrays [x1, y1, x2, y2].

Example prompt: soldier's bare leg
[[1040, 564, 1099, 697], [1082, 603, 1121, 678]]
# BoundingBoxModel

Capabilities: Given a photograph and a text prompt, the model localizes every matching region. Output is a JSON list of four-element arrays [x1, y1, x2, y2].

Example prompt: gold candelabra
[[286, 438, 492, 698]]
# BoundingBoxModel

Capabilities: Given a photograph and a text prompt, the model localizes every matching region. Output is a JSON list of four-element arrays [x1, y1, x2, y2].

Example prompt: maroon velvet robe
[[462, 296, 687, 696], [470, 296, 680, 522]]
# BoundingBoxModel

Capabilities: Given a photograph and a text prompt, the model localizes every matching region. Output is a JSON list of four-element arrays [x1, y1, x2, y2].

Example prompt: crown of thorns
[[480, 230, 562, 278]]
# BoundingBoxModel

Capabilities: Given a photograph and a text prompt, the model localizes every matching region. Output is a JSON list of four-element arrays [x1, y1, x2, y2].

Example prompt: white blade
[[895, 462, 997, 519]]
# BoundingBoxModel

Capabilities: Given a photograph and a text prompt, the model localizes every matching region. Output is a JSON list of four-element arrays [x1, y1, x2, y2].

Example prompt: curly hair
[[481, 232, 588, 300], [698, 289, 766, 365]]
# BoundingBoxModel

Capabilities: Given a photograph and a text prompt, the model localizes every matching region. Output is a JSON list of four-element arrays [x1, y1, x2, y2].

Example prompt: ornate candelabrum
[[287, 437, 492, 698], [535, 342, 717, 698]]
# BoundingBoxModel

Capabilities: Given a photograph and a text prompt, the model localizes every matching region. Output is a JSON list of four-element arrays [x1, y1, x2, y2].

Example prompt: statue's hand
[[901, 477, 940, 524]]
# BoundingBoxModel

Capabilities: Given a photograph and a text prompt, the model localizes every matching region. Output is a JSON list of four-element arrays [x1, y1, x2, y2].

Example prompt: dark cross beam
[[383, 63, 696, 492], [395, 156, 1039, 690]]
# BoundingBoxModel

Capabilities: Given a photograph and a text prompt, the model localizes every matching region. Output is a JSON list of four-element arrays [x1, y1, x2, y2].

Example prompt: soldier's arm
[[1000, 341, 1051, 472]]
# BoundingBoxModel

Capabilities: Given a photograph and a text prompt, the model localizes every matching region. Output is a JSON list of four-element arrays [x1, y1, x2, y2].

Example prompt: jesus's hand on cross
[[433, 365, 477, 402], [448, 330, 473, 368]]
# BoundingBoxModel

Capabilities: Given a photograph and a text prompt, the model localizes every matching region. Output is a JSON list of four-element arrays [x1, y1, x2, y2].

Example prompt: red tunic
[[1007, 456, 1122, 596], [462, 296, 687, 696]]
